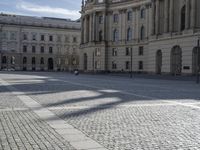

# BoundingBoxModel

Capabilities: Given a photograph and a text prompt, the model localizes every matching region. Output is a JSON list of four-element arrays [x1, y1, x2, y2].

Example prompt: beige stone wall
[[0, 14, 81, 71], [80, 0, 200, 75]]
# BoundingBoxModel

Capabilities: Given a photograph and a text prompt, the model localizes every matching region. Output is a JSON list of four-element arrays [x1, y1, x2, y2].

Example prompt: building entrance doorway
[[171, 46, 182, 75], [48, 58, 54, 70]]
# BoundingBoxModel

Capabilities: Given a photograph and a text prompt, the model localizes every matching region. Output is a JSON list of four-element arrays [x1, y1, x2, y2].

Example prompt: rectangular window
[[127, 11, 132, 21], [139, 61, 143, 70], [41, 35, 45, 41], [113, 14, 119, 23], [73, 37, 77, 43], [95, 48, 101, 56], [32, 34, 36, 41], [126, 47, 130, 56], [49, 47, 53, 54], [23, 33, 28, 40], [40, 58, 44, 64], [112, 48, 117, 56], [139, 46, 144, 56], [2, 32, 7, 39], [10, 32, 16, 40], [32, 46, 36, 53], [40, 46, 44, 53], [112, 61, 117, 69], [32, 57, 36, 65], [125, 61, 130, 70], [23, 46, 27, 53], [141, 9, 145, 19], [95, 60, 101, 69], [49, 35, 53, 41], [99, 16, 103, 24]]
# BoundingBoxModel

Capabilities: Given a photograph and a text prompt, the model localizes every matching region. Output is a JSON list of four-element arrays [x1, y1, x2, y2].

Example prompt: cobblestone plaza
[[0, 71, 200, 149]]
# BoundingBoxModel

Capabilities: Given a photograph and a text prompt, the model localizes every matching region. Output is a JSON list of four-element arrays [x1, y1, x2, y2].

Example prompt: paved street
[[0, 71, 200, 150]]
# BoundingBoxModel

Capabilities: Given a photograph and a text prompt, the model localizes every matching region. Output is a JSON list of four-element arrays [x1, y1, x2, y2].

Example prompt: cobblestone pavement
[[0, 74, 76, 150], [0, 71, 200, 150], [0, 110, 75, 150]]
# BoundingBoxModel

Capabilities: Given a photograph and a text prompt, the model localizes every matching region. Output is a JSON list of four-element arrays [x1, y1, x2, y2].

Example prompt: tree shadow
[[0, 71, 200, 120]]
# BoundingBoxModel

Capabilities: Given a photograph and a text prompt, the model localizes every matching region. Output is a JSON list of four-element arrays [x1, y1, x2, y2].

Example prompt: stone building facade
[[0, 13, 81, 71], [80, 0, 200, 75]]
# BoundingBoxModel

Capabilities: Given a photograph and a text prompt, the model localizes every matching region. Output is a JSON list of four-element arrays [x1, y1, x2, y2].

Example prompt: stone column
[[92, 12, 96, 41], [81, 17, 84, 44], [185, 0, 190, 29], [151, 0, 156, 35], [83, 17, 87, 43], [155, 0, 160, 34], [89, 14, 93, 42], [190, 0, 196, 29], [103, 11, 106, 41], [86, 15, 90, 43], [164, 0, 169, 32], [169, 0, 174, 32]]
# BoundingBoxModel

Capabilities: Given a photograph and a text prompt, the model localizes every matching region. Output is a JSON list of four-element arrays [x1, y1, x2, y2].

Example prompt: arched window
[[40, 57, 44, 64], [2, 56, 7, 64], [141, 8, 145, 19], [23, 57, 27, 64], [99, 30, 103, 41], [181, 5, 186, 31], [140, 26, 145, 40], [127, 28, 132, 41], [113, 29, 119, 42]]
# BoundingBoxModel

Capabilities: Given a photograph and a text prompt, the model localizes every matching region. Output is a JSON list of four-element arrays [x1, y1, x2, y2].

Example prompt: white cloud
[[16, 1, 80, 20]]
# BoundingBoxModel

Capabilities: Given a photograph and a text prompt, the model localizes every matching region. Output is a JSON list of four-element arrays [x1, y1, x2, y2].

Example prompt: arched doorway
[[156, 50, 162, 74], [48, 58, 54, 70], [192, 47, 200, 75], [84, 53, 88, 71], [171, 46, 182, 75]]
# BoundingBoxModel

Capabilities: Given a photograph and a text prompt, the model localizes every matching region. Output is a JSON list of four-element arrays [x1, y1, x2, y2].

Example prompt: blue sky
[[0, 0, 82, 20]]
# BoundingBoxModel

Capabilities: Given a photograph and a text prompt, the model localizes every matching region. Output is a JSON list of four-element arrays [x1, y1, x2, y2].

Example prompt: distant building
[[80, 0, 200, 75], [0, 13, 81, 71]]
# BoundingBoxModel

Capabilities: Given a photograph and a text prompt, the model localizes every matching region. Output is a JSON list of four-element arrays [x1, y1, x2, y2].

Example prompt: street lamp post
[[196, 37, 200, 84]]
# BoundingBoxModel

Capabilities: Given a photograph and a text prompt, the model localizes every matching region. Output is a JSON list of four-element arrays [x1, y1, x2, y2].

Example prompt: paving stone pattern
[[1, 72, 200, 150], [0, 110, 75, 150], [52, 105, 200, 150]]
